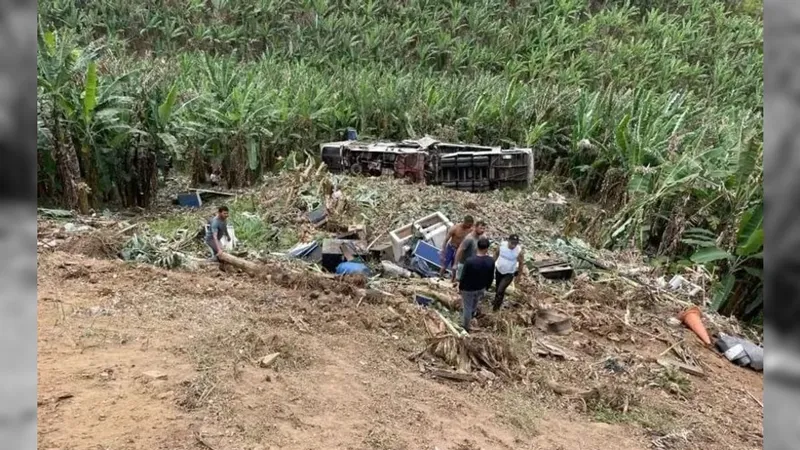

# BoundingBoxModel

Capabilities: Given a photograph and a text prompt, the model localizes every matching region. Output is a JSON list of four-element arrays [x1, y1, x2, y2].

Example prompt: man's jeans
[[460, 290, 484, 332]]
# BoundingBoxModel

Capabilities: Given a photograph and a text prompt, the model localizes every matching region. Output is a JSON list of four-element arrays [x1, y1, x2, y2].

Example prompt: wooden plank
[[190, 188, 236, 197], [533, 258, 568, 268], [322, 239, 368, 255], [538, 264, 574, 280]]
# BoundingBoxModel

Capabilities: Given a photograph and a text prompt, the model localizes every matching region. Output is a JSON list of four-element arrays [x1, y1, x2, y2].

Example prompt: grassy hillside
[[37, 0, 763, 319]]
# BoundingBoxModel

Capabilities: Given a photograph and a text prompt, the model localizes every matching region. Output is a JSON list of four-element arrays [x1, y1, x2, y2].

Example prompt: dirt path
[[37, 252, 653, 450]]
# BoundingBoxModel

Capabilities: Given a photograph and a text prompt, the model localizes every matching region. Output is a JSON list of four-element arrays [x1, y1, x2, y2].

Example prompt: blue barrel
[[345, 128, 358, 141]]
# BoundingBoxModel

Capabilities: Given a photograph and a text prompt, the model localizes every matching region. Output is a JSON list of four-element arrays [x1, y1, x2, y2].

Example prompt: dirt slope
[[38, 252, 657, 450]]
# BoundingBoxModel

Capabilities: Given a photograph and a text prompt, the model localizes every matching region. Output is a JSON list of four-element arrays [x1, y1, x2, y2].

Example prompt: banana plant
[[193, 56, 272, 187], [37, 28, 95, 212], [67, 60, 140, 206], [138, 77, 198, 182], [683, 199, 763, 314]]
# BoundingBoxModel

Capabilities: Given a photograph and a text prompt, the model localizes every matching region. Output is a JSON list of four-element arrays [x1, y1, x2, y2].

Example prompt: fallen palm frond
[[120, 233, 191, 269], [425, 334, 517, 377]]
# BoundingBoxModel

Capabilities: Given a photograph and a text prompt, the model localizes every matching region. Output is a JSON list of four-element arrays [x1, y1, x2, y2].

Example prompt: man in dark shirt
[[458, 237, 494, 332], [204, 205, 230, 261]]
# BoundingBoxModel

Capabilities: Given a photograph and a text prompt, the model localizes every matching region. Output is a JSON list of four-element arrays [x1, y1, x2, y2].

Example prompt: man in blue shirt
[[204, 206, 230, 261], [458, 237, 494, 332]]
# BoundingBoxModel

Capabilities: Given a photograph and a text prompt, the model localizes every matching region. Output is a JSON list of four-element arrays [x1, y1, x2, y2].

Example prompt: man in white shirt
[[492, 234, 524, 311]]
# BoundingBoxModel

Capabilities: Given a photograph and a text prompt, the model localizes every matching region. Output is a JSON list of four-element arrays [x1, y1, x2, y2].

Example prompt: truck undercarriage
[[320, 137, 534, 192]]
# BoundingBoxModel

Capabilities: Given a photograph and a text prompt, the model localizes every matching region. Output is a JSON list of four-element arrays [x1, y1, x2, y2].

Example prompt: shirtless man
[[439, 215, 474, 280]]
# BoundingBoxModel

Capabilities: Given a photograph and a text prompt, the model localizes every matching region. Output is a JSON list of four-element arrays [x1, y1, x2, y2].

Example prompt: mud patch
[[60, 230, 124, 258]]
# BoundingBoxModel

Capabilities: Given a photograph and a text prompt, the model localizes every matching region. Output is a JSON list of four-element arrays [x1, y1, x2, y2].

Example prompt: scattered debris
[[415, 294, 433, 307], [413, 240, 447, 270], [410, 287, 460, 311], [535, 259, 574, 280], [321, 239, 368, 272], [259, 353, 281, 368], [602, 357, 626, 374], [652, 430, 692, 450], [142, 371, 168, 380], [664, 274, 703, 297], [307, 205, 328, 227], [38, 208, 74, 218], [424, 334, 515, 377], [656, 357, 705, 378], [290, 315, 311, 333], [381, 261, 413, 278], [533, 308, 572, 335], [287, 241, 320, 260], [477, 368, 497, 382], [55, 393, 75, 402], [335, 261, 371, 276], [543, 192, 568, 222], [64, 223, 93, 233], [545, 379, 598, 399], [716, 333, 763, 372], [217, 252, 261, 273], [120, 233, 191, 269], [194, 433, 220, 450], [434, 310, 467, 337], [191, 188, 236, 198], [534, 338, 577, 361], [38, 161, 764, 449], [176, 191, 202, 208], [743, 389, 763, 409], [368, 240, 394, 261], [429, 369, 477, 382], [389, 211, 452, 263]]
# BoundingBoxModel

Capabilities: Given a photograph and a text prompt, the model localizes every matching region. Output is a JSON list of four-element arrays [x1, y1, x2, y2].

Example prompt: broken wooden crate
[[321, 239, 369, 272], [534, 259, 574, 280]]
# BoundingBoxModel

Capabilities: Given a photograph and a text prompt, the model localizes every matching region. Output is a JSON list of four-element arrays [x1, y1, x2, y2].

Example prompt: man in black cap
[[492, 234, 525, 311]]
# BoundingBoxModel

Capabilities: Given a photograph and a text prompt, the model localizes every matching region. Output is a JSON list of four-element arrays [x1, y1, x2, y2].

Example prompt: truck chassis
[[320, 137, 534, 192]]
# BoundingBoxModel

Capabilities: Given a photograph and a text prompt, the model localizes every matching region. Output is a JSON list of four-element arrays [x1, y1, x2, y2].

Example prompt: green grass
[[591, 403, 677, 435], [147, 214, 202, 238], [497, 389, 541, 437]]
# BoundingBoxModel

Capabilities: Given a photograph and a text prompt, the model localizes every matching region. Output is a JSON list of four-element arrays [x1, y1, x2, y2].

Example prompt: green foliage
[[682, 198, 763, 317], [37, 0, 763, 318], [120, 233, 190, 269]]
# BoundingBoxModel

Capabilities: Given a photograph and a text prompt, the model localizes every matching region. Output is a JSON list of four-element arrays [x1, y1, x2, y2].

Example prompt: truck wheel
[[350, 163, 364, 175]]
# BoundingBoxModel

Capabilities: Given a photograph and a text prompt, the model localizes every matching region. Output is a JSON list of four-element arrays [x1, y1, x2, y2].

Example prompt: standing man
[[454, 220, 487, 282], [439, 215, 474, 279], [205, 205, 230, 262], [458, 237, 495, 332], [492, 234, 525, 312]]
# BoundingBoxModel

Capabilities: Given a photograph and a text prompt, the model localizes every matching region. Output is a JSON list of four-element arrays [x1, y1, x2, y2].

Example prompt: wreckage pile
[[37, 162, 764, 445]]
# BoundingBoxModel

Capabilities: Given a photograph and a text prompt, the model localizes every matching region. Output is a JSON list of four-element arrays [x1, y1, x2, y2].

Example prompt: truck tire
[[349, 163, 364, 175]]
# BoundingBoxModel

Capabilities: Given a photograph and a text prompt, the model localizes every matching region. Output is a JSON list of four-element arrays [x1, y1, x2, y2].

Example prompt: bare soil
[[37, 246, 762, 450]]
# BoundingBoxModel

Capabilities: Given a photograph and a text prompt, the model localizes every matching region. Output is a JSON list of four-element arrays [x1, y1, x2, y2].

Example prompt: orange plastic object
[[679, 306, 711, 346]]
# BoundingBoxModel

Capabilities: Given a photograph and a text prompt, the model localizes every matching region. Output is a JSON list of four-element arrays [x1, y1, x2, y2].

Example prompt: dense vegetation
[[37, 0, 763, 320]]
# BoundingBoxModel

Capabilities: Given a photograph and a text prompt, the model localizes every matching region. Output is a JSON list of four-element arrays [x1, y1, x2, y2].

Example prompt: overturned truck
[[319, 137, 534, 192]]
